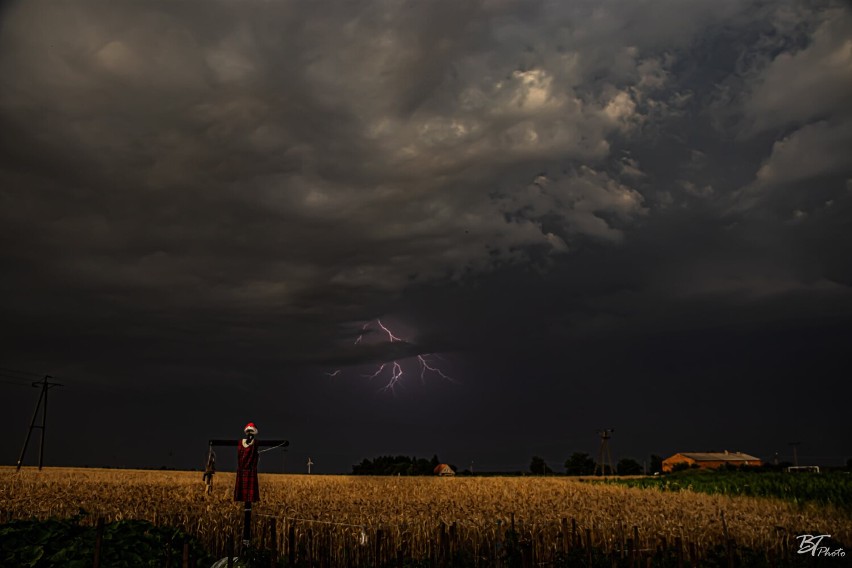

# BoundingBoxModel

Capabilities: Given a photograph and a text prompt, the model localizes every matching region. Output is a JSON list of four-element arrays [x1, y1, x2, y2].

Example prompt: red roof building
[[662, 451, 762, 472], [433, 463, 455, 476]]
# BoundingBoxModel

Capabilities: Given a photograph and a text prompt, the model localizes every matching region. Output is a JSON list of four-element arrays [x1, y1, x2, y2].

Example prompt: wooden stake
[[93, 517, 104, 568], [288, 523, 296, 566], [585, 528, 592, 567], [572, 518, 579, 549], [269, 517, 277, 560], [675, 536, 683, 568], [242, 501, 252, 548], [375, 528, 384, 567]]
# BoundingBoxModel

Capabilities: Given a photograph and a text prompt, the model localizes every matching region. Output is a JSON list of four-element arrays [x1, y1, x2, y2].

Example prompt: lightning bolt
[[334, 319, 454, 391], [354, 322, 368, 345], [376, 319, 403, 343], [364, 363, 385, 380], [417, 354, 453, 383]]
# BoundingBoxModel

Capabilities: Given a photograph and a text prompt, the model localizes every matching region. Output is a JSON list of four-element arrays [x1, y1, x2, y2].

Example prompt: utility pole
[[595, 429, 615, 476], [307, 457, 313, 474], [16, 375, 63, 472], [789, 441, 800, 467]]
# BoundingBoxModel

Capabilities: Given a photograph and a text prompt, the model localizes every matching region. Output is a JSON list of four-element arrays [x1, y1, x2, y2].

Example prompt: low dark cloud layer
[[1, 0, 850, 472]]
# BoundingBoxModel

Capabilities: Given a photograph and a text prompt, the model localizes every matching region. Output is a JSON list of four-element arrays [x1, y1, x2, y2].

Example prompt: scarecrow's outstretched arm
[[208, 439, 289, 447]]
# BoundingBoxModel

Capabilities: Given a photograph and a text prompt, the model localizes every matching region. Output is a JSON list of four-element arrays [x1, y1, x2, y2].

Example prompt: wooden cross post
[[243, 501, 252, 547]]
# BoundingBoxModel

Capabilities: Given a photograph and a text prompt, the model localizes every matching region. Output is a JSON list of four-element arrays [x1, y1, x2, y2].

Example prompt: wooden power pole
[[595, 429, 615, 476], [16, 375, 63, 471]]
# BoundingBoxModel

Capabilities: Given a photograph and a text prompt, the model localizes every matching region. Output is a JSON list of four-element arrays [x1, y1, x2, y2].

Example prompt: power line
[[0, 378, 34, 387], [0, 371, 40, 381], [0, 365, 126, 393], [0, 366, 45, 377]]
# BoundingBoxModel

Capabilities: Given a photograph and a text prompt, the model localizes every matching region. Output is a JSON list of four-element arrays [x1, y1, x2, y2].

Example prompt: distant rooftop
[[675, 452, 760, 462]]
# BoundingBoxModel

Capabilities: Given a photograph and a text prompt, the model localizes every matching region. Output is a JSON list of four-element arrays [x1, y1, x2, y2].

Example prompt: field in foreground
[[1, 467, 850, 567]]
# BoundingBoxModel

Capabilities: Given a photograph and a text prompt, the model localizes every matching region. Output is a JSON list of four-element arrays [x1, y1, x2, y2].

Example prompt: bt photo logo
[[795, 534, 846, 558]]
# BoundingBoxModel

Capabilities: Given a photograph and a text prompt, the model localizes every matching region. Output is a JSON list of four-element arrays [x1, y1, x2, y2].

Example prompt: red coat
[[234, 439, 259, 502]]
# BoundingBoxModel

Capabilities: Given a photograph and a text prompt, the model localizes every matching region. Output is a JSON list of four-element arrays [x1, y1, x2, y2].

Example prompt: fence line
[[0, 509, 799, 568]]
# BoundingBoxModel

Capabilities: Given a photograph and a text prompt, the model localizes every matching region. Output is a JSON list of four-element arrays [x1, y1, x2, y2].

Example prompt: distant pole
[[39, 376, 49, 470], [789, 441, 800, 467], [16, 383, 45, 471], [307, 457, 313, 474], [16, 375, 63, 472]]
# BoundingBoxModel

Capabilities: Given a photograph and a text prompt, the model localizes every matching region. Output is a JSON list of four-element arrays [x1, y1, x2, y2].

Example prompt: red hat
[[244, 422, 258, 435]]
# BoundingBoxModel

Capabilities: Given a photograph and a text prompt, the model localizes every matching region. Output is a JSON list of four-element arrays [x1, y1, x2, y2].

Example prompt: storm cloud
[[1, 0, 850, 471]]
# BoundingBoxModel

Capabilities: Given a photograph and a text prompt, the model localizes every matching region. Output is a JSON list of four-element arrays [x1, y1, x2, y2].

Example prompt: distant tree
[[649, 454, 663, 474], [352, 458, 374, 475], [530, 456, 553, 475], [847, 457, 852, 473], [617, 458, 642, 476], [414, 458, 433, 475], [564, 452, 595, 476]]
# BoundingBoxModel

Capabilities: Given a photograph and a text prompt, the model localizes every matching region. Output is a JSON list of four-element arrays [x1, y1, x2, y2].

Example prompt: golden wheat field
[[2, 466, 850, 566]]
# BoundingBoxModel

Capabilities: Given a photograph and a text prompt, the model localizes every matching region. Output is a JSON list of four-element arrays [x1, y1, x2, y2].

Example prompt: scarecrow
[[235, 422, 260, 547], [235, 422, 260, 503]]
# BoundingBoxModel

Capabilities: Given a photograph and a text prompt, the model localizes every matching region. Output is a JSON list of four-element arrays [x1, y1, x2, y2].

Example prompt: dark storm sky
[[1, 0, 851, 473]]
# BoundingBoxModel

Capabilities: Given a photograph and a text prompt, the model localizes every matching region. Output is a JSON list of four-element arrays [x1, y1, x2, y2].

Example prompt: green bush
[[0, 514, 212, 568]]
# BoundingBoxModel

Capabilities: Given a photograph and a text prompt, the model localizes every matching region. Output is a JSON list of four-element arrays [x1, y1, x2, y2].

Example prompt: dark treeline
[[555, 453, 662, 476], [351, 453, 654, 476], [352, 454, 453, 475], [352, 453, 852, 477]]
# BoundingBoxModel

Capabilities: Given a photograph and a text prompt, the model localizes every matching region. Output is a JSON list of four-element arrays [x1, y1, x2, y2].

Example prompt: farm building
[[662, 451, 762, 472], [433, 463, 455, 476]]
